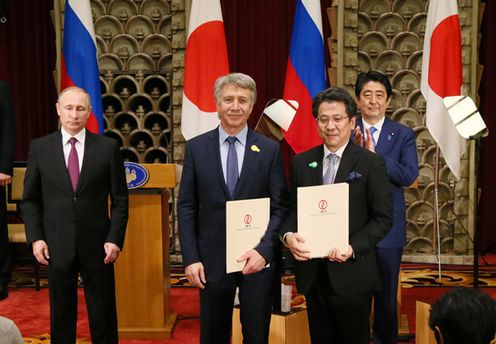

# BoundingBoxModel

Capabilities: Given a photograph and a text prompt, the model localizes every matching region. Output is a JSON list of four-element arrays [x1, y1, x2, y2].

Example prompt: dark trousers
[[0, 186, 11, 285], [199, 267, 274, 344], [373, 247, 403, 344], [305, 263, 372, 344], [49, 256, 118, 344]]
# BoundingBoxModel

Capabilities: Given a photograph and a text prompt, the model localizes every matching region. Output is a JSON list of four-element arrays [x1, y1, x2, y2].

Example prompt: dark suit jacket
[[22, 130, 128, 267], [0, 81, 15, 176], [178, 127, 287, 282], [356, 117, 418, 248], [281, 143, 393, 295]]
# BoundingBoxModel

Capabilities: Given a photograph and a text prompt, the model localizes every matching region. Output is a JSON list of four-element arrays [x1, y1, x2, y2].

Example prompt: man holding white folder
[[178, 73, 287, 344], [282, 87, 393, 344]]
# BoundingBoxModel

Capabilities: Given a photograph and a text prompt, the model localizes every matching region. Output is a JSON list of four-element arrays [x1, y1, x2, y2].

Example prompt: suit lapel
[[335, 143, 359, 183], [309, 146, 324, 185], [375, 117, 394, 154], [50, 131, 73, 192], [236, 129, 259, 196], [78, 131, 97, 192], [206, 129, 231, 198]]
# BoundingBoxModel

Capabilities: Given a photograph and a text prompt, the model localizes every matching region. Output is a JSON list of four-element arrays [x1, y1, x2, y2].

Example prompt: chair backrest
[[415, 300, 436, 344], [6, 166, 26, 212]]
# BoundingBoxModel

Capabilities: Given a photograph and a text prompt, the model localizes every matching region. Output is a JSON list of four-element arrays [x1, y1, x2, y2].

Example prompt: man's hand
[[285, 233, 311, 261], [0, 173, 12, 187], [185, 262, 206, 289], [353, 127, 376, 152], [327, 245, 353, 263], [353, 127, 364, 146], [32, 240, 50, 265], [104, 242, 121, 264], [237, 249, 266, 275], [364, 127, 376, 152]]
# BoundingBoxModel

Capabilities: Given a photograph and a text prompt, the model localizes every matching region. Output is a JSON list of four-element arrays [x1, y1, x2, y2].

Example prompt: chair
[[415, 301, 436, 344], [6, 164, 41, 290]]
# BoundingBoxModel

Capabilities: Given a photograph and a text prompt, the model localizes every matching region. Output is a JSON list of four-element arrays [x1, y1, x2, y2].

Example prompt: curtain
[[478, 0, 496, 252], [0, 0, 58, 161]]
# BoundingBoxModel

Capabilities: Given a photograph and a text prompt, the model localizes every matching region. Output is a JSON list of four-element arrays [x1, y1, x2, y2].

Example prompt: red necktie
[[68, 137, 79, 191]]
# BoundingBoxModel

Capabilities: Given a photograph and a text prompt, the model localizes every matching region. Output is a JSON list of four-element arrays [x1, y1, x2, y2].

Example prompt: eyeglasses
[[316, 115, 349, 126]]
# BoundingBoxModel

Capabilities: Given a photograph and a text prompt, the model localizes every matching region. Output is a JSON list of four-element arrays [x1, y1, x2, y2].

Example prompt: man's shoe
[[0, 283, 8, 300]]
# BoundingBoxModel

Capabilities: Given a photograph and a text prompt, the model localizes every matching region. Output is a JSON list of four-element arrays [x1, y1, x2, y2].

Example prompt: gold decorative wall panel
[[89, 0, 173, 165]]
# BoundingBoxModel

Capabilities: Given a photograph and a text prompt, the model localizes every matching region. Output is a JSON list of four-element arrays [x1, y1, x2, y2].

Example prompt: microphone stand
[[471, 135, 482, 288]]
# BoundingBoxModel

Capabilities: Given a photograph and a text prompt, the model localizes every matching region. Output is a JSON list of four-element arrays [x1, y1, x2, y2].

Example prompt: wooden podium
[[114, 164, 177, 339]]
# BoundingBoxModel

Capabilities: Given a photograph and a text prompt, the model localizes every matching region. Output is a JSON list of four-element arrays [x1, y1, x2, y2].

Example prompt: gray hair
[[58, 86, 92, 108], [214, 73, 257, 105]]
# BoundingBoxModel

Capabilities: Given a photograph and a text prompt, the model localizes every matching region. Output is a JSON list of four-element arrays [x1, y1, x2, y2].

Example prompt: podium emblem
[[124, 162, 149, 189]]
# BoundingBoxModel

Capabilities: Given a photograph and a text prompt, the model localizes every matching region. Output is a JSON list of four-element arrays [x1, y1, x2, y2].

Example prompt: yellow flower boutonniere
[[251, 145, 260, 153]]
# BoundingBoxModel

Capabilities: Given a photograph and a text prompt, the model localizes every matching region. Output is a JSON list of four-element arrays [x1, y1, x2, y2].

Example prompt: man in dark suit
[[22, 86, 128, 344], [353, 71, 418, 344], [281, 87, 392, 344], [178, 73, 287, 344], [0, 81, 15, 300]]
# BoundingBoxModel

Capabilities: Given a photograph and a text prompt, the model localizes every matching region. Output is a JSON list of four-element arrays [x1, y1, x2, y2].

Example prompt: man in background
[[354, 70, 419, 344], [178, 73, 287, 344], [282, 87, 392, 343], [0, 80, 15, 301], [22, 86, 128, 343], [429, 288, 496, 344]]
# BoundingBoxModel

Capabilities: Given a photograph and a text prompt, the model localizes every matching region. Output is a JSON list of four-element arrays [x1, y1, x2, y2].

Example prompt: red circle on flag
[[428, 15, 462, 97], [183, 21, 230, 112]]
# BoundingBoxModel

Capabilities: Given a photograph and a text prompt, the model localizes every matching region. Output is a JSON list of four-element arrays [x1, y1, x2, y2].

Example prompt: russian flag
[[181, 0, 229, 140], [283, 0, 326, 154], [60, 0, 104, 134]]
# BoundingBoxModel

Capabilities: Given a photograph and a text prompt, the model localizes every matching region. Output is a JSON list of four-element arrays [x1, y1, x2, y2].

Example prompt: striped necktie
[[323, 153, 338, 184], [369, 126, 378, 146], [226, 136, 239, 197]]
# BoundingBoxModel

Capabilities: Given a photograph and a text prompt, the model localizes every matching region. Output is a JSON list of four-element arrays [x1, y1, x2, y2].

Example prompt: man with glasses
[[282, 87, 393, 343], [354, 70, 418, 344]]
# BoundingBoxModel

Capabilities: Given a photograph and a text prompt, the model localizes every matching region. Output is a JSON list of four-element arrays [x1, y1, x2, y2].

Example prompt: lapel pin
[[308, 161, 318, 168], [251, 145, 260, 152]]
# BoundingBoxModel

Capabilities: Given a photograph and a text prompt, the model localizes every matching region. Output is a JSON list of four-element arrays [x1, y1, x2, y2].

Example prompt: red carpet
[[0, 287, 200, 343], [1, 282, 495, 342]]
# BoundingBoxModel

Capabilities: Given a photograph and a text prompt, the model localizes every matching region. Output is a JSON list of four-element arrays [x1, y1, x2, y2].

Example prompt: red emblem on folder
[[318, 200, 328, 210], [244, 214, 253, 225]]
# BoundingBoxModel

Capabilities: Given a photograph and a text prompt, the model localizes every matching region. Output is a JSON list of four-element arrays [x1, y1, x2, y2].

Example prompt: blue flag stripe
[[288, 0, 326, 98]]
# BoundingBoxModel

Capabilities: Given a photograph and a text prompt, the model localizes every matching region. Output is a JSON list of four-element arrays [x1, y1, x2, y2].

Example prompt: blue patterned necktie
[[323, 153, 338, 185], [226, 136, 239, 197], [369, 126, 378, 146]]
